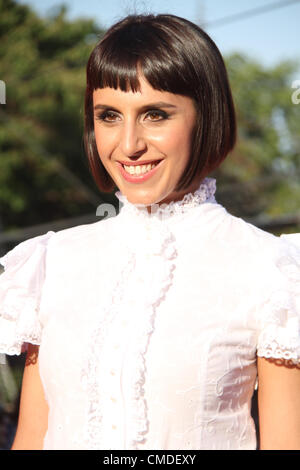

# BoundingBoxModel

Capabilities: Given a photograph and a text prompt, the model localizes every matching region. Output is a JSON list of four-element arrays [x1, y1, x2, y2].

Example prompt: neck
[[115, 177, 217, 221], [144, 179, 204, 214]]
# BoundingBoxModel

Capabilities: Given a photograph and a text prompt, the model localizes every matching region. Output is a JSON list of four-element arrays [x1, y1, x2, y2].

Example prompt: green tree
[[214, 53, 300, 225], [0, 1, 299, 234], [0, 0, 105, 230]]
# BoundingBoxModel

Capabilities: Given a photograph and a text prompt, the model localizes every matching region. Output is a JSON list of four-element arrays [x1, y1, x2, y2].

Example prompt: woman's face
[[93, 74, 198, 208]]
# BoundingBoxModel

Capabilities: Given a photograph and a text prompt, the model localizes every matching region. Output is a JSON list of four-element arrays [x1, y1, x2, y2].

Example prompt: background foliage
[[0, 0, 105, 232], [218, 53, 300, 221], [0, 0, 299, 236]]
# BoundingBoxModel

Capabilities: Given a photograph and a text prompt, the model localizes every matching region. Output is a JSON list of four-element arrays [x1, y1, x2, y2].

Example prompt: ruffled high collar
[[115, 177, 217, 222]]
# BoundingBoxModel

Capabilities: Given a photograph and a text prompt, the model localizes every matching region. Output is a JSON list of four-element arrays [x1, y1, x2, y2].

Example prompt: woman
[[0, 14, 300, 450]]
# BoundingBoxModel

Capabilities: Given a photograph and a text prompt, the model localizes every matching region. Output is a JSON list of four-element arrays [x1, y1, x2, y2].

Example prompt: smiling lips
[[117, 159, 163, 183]]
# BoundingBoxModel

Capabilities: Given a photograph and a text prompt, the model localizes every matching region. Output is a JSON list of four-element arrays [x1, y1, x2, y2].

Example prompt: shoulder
[[42, 214, 120, 261], [194, 204, 300, 295], [211, 204, 278, 247], [0, 214, 119, 356], [51, 213, 118, 244], [208, 203, 299, 261], [194, 203, 280, 265], [211, 207, 300, 364], [0, 214, 117, 270], [224, 209, 300, 276]]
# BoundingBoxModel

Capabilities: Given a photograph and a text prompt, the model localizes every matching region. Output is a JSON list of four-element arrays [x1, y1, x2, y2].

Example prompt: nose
[[119, 120, 147, 157]]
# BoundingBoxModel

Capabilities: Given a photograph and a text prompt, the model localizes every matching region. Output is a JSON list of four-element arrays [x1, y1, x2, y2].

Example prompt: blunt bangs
[[84, 14, 236, 193], [87, 17, 200, 97]]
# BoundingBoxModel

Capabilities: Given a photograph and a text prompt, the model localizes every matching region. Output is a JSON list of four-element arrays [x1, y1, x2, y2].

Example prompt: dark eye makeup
[[145, 109, 169, 121], [95, 110, 119, 122], [95, 108, 170, 123]]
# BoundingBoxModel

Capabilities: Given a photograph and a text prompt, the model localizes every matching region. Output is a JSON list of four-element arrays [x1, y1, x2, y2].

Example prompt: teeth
[[123, 162, 159, 175]]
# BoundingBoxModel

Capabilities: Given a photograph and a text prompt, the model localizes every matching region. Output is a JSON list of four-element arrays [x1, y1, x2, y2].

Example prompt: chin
[[120, 187, 159, 206], [126, 194, 156, 206]]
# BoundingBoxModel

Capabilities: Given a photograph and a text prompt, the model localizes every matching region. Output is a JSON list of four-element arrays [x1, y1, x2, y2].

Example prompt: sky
[[15, 0, 300, 71]]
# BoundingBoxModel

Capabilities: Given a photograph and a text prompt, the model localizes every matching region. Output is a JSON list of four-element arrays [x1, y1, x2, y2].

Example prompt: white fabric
[[0, 177, 299, 450]]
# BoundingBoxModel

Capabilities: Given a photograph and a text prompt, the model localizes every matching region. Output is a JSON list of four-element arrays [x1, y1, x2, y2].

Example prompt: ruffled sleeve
[[0, 230, 55, 357], [257, 233, 300, 365]]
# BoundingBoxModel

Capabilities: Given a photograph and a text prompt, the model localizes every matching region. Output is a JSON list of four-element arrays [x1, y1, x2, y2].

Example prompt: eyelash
[[95, 109, 169, 123]]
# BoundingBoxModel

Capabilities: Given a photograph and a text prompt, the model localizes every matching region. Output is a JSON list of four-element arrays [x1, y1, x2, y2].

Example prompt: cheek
[[158, 123, 193, 157], [93, 124, 102, 153], [94, 125, 115, 160], [150, 125, 188, 151]]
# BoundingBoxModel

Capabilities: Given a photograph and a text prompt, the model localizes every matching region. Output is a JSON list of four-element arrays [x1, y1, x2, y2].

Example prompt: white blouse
[[0, 177, 299, 450]]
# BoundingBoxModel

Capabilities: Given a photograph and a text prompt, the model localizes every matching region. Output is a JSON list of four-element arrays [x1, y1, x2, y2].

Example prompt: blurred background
[[0, 0, 300, 450]]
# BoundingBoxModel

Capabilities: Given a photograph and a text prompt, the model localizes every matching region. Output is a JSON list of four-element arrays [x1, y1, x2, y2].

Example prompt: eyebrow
[[93, 101, 177, 112]]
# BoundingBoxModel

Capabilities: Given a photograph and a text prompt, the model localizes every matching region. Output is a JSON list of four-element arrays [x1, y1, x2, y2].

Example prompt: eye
[[145, 110, 169, 121], [95, 111, 120, 123]]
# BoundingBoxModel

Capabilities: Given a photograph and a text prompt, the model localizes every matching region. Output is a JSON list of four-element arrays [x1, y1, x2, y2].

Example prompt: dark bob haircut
[[84, 14, 236, 193]]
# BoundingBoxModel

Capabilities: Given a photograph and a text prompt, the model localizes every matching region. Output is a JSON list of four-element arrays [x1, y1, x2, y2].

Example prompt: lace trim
[[115, 177, 217, 221], [80, 245, 137, 449], [81, 219, 177, 449], [0, 296, 42, 355], [0, 231, 55, 356], [127, 228, 177, 449], [257, 237, 300, 365], [257, 324, 300, 364]]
